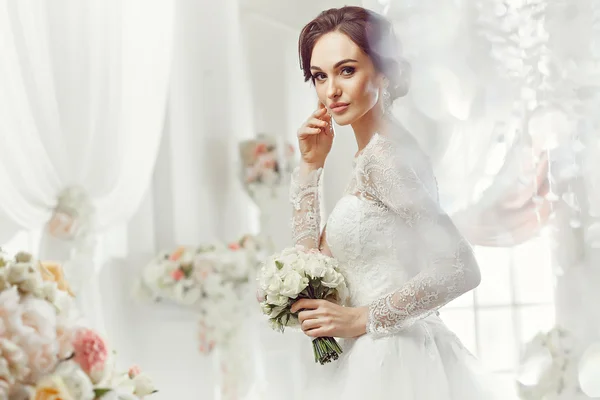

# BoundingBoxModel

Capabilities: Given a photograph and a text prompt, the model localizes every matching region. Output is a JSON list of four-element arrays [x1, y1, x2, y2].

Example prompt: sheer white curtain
[[109, 1, 258, 399], [0, 0, 174, 329]]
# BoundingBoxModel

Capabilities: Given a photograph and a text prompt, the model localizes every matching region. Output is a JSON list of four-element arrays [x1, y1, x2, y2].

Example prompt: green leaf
[[93, 388, 113, 397], [181, 264, 193, 278], [275, 260, 284, 270]]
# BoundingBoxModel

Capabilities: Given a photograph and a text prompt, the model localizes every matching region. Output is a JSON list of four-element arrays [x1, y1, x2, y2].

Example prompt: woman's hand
[[291, 299, 368, 339], [297, 104, 334, 168]]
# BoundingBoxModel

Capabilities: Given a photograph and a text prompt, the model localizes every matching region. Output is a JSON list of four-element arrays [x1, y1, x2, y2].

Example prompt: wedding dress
[[289, 127, 516, 399]]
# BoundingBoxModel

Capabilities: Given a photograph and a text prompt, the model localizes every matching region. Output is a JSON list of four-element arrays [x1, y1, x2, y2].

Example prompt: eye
[[312, 72, 327, 82], [341, 66, 355, 76]]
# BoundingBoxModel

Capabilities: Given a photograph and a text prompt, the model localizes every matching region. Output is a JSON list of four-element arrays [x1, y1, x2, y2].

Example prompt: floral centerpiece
[[239, 135, 296, 196], [135, 234, 262, 354], [0, 250, 156, 399]]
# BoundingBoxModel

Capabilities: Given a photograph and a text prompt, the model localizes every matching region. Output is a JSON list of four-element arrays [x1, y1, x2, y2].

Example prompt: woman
[[288, 6, 514, 399]]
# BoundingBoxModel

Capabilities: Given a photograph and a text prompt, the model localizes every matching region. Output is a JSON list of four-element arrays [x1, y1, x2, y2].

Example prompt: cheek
[[315, 84, 328, 104], [348, 75, 379, 108]]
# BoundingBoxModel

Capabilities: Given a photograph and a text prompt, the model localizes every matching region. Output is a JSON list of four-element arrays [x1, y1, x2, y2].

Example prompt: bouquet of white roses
[[257, 246, 347, 365], [0, 250, 156, 400]]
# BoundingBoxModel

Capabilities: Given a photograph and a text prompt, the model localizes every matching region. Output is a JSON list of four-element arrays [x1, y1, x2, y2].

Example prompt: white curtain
[[0, 0, 174, 330], [110, 1, 259, 399]]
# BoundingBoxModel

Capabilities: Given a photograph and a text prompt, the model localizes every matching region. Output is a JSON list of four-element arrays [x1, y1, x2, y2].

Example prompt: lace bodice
[[290, 130, 481, 338]]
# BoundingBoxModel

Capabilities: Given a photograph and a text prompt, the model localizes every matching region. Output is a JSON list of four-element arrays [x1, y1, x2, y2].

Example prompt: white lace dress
[[289, 130, 516, 399]]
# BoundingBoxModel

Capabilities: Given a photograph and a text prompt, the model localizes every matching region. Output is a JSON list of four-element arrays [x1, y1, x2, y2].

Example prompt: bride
[[287, 6, 515, 399]]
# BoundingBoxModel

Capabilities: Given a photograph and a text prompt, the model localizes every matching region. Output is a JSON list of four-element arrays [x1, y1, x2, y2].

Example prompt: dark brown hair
[[298, 6, 410, 100]]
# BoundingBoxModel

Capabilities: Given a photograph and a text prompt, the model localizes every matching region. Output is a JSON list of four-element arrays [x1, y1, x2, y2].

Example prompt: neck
[[351, 105, 384, 152]]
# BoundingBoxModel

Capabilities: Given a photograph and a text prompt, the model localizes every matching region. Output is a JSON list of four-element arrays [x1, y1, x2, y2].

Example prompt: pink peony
[[8, 296, 60, 382], [72, 328, 108, 375], [228, 243, 241, 251]]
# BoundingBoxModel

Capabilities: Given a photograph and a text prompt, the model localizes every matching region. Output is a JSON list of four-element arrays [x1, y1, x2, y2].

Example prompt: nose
[[326, 78, 341, 100]]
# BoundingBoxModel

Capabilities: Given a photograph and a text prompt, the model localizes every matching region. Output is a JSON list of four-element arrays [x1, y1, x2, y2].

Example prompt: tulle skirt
[[299, 314, 518, 399]]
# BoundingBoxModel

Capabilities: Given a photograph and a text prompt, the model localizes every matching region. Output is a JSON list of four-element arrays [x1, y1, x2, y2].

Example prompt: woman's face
[[310, 31, 384, 126]]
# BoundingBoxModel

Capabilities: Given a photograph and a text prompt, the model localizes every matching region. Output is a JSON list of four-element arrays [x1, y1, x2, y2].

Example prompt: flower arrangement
[[257, 246, 348, 365], [47, 186, 96, 253], [239, 135, 296, 195], [517, 326, 582, 400], [135, 235, 262, 354], [0, 250, 156, 399]]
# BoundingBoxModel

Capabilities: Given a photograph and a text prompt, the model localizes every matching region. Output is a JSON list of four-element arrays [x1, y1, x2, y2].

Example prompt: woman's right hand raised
[[297, 104, 334, 168]]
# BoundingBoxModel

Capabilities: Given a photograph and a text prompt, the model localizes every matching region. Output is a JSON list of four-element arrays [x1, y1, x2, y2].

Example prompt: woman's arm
[[361, 144, 481, 337], [290, 162, 324, 250]]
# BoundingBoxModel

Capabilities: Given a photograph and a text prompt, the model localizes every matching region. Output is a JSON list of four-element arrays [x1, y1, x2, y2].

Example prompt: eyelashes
[[341, 66, 355, 76], [312, 66, 356, 82]]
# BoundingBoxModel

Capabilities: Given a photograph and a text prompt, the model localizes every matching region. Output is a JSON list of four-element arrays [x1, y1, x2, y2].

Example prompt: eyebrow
[[310, 58, 358, 71]]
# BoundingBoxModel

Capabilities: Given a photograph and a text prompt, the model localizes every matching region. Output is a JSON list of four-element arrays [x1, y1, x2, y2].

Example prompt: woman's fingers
[[298, 127, 321, 136], [305, 327, 331, 338], [291, 298, 323, 313], [313, 107, 327, 117], [297, 309, 320, 323], [301, 318, 321, 331], [307, 118, 328, 128]]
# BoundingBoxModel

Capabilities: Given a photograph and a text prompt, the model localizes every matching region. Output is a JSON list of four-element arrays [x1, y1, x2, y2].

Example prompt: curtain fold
[[0, 0, 174, 331]]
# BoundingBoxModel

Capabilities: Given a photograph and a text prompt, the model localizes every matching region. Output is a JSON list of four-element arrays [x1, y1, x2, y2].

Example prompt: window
[[440, 235, 556, 386]]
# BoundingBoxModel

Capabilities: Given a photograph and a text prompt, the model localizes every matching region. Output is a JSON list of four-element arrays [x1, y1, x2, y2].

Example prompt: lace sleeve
[[361, 142, 481, 337], [289, 166, 323, 250]]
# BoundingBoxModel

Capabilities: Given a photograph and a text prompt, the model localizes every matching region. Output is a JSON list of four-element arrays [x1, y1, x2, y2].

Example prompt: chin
[[332, 113, 357, 126]]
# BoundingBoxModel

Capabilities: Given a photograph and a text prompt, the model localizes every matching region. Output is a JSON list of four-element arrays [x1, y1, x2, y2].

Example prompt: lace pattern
[[356, 134, 480, 337], [289, 167, 323, 249]]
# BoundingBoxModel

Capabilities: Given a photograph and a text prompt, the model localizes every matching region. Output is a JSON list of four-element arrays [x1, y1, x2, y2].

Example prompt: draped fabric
[[0, 0, 174, 330]]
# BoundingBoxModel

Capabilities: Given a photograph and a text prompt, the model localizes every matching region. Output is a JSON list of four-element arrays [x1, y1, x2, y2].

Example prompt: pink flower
[[253, 143, 268, 156], [169, 247, 186, 262], [170, 269, 184, 281], [228, 243, 241, 251], [128, 365, 142, 379], [72, 328, 108, 375], [256, 288, 266, 303]]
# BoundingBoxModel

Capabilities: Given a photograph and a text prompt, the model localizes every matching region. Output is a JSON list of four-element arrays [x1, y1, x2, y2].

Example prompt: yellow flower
[[39, 262, 74, 297], [32, 376, 74, 400]]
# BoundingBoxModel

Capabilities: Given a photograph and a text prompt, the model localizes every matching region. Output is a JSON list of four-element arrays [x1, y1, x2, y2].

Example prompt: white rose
[[321, 269, 344, 289], [133, 373, 157, 396], [289, 257, 307, 274], [265, 274, 284, 295], [279, 270, 308, 298], [265, 293, 289, 307], [304, 258, 328, 278], [258, 266, 274, 287], [55, 361, 95, 400]]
